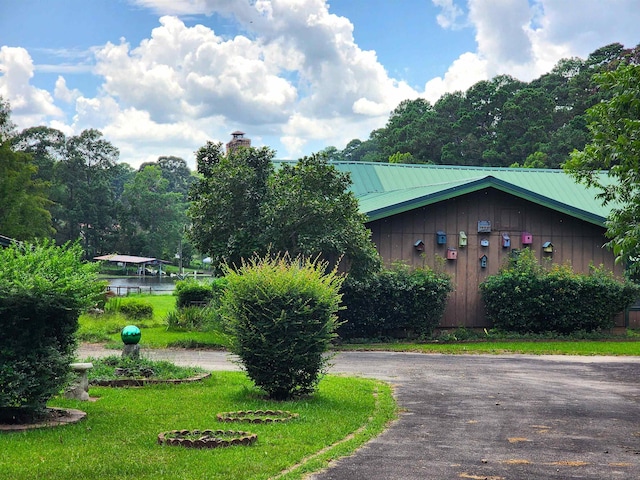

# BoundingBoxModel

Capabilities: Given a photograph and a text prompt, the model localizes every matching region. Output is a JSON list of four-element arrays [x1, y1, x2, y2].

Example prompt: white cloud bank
[[1, 0, 639, 168]]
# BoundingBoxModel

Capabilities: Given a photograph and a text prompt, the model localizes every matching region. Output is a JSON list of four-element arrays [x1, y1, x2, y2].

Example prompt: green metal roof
[[327, 162, 614, 226]]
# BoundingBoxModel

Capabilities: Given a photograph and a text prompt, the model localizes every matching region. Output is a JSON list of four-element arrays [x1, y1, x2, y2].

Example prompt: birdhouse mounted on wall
[[480, 239, 489, 247], [521, 232, 533, 245], [480, 254, 488, 268], [542, 241, 554, 253], [414, 239, 425, 252], [447, 248, 458, 260], [436, 231, 447, 245], [459, 231, 468, 247], [502, 233, 511, 248], [478, 220, 491, 233]]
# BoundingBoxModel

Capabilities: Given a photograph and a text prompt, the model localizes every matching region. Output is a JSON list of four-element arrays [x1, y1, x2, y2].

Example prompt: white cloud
[[432, 0, 465, 29], [423, 52, 488, 103], [54, 76, 81, 103], [0, 46, 62, 126], [1, 0, 639, 167]]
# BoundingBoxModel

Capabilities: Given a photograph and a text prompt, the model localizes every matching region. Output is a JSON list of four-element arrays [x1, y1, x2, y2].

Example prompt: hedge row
[[338, 264, 452, 340], [480, 249, 640, 334]]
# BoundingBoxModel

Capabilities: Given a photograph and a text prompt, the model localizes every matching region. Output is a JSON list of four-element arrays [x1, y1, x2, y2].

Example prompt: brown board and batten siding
[[367, 188, 623, 329]]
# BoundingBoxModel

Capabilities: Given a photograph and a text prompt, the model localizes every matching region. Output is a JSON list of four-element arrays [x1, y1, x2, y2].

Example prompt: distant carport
[[93, 254, 171, 276]]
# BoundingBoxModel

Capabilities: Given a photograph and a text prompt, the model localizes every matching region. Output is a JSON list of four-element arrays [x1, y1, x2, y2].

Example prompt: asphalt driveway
[[79, 346, 640, 479]]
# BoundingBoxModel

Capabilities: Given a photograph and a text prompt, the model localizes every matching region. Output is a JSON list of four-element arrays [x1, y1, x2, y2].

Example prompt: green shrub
[[174, 279, 214, 308], [221, 255, 344, 400], [164, 306, 221, 331], [0, 240, 104, 422], [338, 264, 452, 340], [117, 298, 154, 319], [480, 249, 640, 334]]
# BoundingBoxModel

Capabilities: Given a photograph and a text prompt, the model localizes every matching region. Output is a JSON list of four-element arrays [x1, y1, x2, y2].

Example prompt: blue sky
[[1, 0, 639, 169]]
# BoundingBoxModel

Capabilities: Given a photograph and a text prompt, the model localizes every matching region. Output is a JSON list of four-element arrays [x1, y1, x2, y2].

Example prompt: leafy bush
[[117, 298, 154, 319], [0, 240, 104, 422], [174, 279, 214, 308], [221, 255, 344, 400], [164, 306, 222, 331], [480, 249, 640, 334], [338, 264, 452, 340]]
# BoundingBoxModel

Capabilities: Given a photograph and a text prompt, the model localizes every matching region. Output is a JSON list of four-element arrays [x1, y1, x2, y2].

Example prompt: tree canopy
[[564, 62, 640, 273], [188, 146, 380, 278], [326, 43, 640, 168]]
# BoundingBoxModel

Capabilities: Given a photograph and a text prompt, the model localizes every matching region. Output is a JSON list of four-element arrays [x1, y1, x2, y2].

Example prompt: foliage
[[264, 154, 381, 279], [563, 62, 640, 274], [188, 141, 274, 271], [118, 164, 187, 259], [188, 146, 381, 279], [327, 43, 639, 167], [115, 298, 154, 319], [479, 248, 640, 334], [174, 278, 214, 308], [338, 264, 452, 340], [86, 355, 206, 382], [164, 305, 222, 331], [0, 142, 53, 239], [0, 240, 103, 421], [221, 255, 344, 400]]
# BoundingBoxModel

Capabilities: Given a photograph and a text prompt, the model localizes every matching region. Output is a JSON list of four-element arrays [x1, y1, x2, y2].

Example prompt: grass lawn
[[337, 339, 640, 355], [78, 294, 229, 349], [0, 373, 395, 480]]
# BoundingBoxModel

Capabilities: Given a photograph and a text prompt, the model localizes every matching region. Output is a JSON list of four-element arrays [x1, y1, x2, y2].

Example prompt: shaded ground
[[79, 346, 640, 479]]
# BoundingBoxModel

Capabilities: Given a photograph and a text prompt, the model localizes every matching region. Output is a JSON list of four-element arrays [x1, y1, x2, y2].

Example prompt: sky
[[1, 0, 639, 169]]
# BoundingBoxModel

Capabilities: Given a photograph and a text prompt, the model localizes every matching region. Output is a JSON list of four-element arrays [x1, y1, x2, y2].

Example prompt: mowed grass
[[78, 294, 228, 349], [0, 373, 396, 480], [338, 339, 640, 356]]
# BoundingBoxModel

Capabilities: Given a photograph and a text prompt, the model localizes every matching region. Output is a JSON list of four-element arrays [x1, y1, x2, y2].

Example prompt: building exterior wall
[[366, 188, 624, 329]]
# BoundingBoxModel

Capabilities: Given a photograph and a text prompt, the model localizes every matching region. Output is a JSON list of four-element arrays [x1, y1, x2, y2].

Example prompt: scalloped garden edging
[[157, 429, 257, 448], [91, 372, 211, 387], [217, 409, 300, 424]]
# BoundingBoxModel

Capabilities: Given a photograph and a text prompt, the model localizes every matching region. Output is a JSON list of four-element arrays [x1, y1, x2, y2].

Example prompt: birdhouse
[[459, 231, 468, 247], [477, 220, 491, 233], [480, 239, 489, 247], [447, 248, 458, 260], [480, 255, 488, 268], [436, 231, 447, 245], [414, 239, 425, 252], [542, 241, 554, 253], [521, 232, 533, 245], [502, 233, 511, 248]]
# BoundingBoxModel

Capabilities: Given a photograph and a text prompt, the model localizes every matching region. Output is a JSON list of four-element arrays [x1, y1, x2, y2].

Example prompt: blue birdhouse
[[502, 233, 511, 248], [436, 231, 447, 245], [480, 255, 488, 268]]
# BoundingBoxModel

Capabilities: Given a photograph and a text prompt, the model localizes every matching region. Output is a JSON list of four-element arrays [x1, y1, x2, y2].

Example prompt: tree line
[[0, 41, 638, 269], [321, 42, 640, 168], [0, 115, 194, 262]]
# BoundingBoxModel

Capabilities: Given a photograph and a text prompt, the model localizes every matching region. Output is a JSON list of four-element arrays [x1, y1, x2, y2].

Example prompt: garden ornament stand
[[121, 325, 142, 359]]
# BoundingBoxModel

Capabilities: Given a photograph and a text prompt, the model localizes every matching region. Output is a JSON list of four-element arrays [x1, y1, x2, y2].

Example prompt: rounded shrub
[[118, 298, 154, 319], [0, 240, 104, 422], [221, 255, 344, 400], [174, 279, 214, 308]]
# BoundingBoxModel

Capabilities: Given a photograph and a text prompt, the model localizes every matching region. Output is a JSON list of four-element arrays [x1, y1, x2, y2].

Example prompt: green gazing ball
[[121, 325, 141, 345]]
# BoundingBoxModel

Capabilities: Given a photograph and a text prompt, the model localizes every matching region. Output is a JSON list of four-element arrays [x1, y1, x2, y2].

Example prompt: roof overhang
[[363, 175, 607, 226]]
